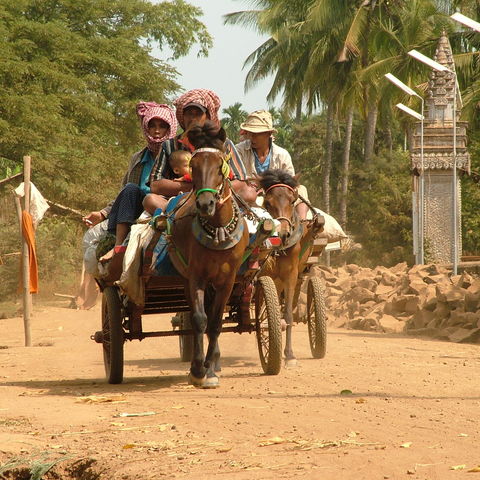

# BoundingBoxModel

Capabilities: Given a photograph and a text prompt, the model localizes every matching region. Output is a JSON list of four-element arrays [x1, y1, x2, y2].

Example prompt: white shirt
[[235, 140, 295, 178]]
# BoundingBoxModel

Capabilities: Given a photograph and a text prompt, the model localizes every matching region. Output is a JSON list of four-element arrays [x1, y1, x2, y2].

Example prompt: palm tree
[[221, 102, 248, 143]]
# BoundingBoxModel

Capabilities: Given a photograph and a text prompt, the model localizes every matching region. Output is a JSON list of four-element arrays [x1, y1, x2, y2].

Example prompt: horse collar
[[192, 199, 244, 250]]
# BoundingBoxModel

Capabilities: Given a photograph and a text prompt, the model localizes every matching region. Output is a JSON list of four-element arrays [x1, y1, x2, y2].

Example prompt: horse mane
[[187, 121, 227, 151], [258, 169, 298, 191]]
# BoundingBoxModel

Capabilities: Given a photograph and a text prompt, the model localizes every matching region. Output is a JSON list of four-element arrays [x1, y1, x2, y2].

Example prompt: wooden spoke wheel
[[307, 276, 327, 359], [254, 276, 282, 375], [178, 311, 194, 362], [102, 286, 125, 384]]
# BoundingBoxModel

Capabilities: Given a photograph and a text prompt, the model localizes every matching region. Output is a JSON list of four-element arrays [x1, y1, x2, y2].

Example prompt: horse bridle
[[264, 183, 298, 230], [191, 147, 230, 201]]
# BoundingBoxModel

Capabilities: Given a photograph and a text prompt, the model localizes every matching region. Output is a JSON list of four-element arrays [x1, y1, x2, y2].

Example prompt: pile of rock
[[303, 263, 480, 343]]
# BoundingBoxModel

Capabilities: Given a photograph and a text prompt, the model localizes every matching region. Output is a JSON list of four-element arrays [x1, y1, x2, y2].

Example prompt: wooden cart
[[92, 226, 284, 384]]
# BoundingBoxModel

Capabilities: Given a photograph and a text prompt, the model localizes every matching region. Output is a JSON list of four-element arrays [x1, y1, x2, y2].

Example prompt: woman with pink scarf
[[83, 102, 177, 254]]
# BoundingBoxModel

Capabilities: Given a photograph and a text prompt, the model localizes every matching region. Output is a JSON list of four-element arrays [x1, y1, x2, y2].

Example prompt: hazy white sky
[[154, 0, 281, 114]]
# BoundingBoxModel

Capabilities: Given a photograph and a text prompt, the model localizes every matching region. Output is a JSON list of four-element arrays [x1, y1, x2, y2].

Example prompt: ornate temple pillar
[[410, 33, 470, 265]]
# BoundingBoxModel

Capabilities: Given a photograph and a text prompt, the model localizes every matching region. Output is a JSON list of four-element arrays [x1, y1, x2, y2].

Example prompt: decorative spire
[[425, 32, 462, 122]]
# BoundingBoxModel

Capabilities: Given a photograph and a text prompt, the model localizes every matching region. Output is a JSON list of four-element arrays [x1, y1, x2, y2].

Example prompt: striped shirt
[[150, 135, 246, 183]]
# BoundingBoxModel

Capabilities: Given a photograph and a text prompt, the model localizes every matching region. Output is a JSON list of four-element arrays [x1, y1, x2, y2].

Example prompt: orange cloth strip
[[20, 210, 38, 294]]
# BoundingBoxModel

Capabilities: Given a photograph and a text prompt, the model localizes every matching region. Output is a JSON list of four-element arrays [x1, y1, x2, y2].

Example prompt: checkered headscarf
[[136, 102, 177, 154], [174, 89, 221, 129]]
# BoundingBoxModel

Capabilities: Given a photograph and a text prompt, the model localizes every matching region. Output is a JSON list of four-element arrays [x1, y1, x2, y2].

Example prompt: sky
[[153, 0, 281, 114]]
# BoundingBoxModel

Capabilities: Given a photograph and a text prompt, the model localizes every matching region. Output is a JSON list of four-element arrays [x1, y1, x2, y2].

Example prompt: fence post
[[22, 155, 32, 346]]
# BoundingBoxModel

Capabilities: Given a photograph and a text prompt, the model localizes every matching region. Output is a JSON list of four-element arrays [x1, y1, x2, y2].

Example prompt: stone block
[[404, 296, 420, 314], [380, 272, 399, 286], [326, 296, 339, 309], [343, 286, 376, 304], [467, 280, 480, 295], [376, 284, 396, 296], [411, 309, 436, 329], [326, 287, 342, 296], [379, 314, 405, 333], [359, 301, 378, 315], [448, 327, 480, 343], [345, 264, 360, 274], [390, 262, 408, 274], [433, 301, 450, 320], [456, 272, 474, 289], [337, 279, 353, 291], [408, 280, 428, 296], [446, 287, 468, 304], [447, 310, 478, 328], [356, 278, 378, 292], [424, 264, 449, 276], [347, 300, 360, 319], [424, 274, 449, 285], [423, 295, 438, 312]]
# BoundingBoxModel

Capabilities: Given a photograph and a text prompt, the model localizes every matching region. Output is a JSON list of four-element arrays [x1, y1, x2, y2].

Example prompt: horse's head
[[259, 169, 299, 244], [187, 122, 228, 217]]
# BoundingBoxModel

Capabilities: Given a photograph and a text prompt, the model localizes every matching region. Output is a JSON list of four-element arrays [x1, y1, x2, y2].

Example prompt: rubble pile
[[309, 263, 480, 343]]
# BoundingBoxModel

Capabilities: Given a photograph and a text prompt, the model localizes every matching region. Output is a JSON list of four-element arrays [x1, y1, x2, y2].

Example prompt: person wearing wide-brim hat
[[235, 110, 309, 219]]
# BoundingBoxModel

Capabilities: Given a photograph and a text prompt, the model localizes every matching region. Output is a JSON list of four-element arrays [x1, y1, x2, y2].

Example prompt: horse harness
[[175, 147, 245, 251], [263, 183, 303, 252]]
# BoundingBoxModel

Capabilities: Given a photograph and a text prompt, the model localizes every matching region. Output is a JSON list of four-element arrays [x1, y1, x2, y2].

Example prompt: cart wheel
[[307, 276, 327, 359], [255, 276, 282, 375], [178, 311, 194, 362], [102, 286, 125, 384]]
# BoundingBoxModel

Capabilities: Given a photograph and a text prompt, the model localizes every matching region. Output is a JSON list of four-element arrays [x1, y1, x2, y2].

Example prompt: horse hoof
[[202, 374, 220, 389], [284, 358, 298, 368], [188, 372, 206, 388]]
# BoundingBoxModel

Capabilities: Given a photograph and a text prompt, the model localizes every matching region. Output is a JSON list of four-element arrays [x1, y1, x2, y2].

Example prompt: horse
[[168, 122, 249, 388], [257, 169, 323, 367]]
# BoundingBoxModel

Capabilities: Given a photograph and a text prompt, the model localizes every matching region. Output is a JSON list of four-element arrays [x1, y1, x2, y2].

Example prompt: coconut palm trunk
[[339, 106, 354, 228], [364, 98, 378, 163], [323, 102, 335, 213]]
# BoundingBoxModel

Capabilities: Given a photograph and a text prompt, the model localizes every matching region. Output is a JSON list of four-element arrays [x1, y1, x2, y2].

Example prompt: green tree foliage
[[0, 0, 211, 210], [0, 0, 211, 301], [221, 102, 248, 143]]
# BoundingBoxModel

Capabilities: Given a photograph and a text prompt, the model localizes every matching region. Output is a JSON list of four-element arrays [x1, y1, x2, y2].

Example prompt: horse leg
[[205, 288, 221, 374], [188, 278, 208, 387], [203, 280, 234, 388], [283, 270, 298, 368]]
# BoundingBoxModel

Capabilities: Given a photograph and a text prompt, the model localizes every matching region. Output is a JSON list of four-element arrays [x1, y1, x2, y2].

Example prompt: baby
[[170, 150, 192, 182]]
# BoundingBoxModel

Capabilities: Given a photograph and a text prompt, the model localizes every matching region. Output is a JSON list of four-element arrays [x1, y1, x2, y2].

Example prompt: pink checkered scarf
[[136, 102, 178, 154], [174, 89, 221, 129]]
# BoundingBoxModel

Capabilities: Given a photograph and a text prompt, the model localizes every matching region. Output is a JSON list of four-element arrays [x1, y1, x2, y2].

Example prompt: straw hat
[[240, 110, 277, 133]]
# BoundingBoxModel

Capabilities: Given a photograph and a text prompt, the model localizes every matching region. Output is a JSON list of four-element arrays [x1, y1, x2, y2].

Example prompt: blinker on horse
[[169, 122, 249, 388]]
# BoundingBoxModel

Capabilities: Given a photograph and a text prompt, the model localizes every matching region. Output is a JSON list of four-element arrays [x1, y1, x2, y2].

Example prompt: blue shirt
[[253, 141, 273, 173], [139, 149, 155, 195]]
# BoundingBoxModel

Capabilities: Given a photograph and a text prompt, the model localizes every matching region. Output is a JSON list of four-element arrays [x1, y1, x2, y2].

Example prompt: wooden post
[[22, 155, 32, 346]]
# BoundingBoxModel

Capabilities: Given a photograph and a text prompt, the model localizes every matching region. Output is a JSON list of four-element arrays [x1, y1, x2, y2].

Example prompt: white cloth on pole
[[14, 182, 50, 227]]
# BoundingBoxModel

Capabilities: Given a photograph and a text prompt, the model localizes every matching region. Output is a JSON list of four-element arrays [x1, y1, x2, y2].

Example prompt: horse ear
[[294, 173, 302, 184], [186, 123, 203, 147], [218, 126, 227, 143]]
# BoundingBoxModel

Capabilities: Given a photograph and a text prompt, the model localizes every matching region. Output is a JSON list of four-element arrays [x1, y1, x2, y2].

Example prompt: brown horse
[[168, 122, 249, 388], [258, 169, 321, 367]]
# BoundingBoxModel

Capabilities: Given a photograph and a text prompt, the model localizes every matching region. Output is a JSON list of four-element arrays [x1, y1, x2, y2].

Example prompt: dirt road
[[1, 303, 479, 479]]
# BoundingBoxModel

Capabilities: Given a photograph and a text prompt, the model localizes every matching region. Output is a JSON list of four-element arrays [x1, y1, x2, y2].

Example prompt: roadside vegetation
[[1, 0, 479, 302]]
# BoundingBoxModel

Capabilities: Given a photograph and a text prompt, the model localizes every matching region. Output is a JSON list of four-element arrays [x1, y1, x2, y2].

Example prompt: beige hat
[[240, 110, 277, 133]]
